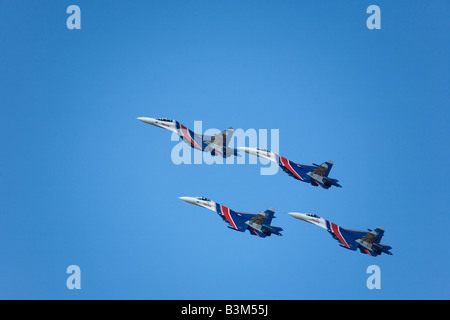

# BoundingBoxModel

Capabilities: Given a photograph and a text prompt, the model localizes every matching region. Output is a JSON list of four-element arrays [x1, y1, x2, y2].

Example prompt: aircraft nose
[[137, 117, 157, 126], [288, 212, 306, 221], [179, 197, 197, 205]]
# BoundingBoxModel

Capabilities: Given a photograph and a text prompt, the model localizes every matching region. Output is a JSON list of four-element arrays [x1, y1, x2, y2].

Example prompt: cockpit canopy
[[256, 147, 270, 152], [306, 213, 320, 218], [155, 118, 173, 122], [197, 197, 211, 201]]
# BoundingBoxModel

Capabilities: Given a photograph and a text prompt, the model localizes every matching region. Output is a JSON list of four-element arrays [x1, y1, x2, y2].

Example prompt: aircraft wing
[[205, 128, 237, 158], [354, 227, 384, 245], [328, 223, 360, 251], [278, 156, 309, 181], [310, 179, 328, 189], [336, 226, 391, 256], [205, 127, 234, 146], [216, 204, 248, 232], [354, 227, 392, 256], [242, 209, 283, 237], [306, 163, 341, 188]]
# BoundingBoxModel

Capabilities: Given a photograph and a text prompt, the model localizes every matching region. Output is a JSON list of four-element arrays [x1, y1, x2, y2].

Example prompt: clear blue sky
[[1, 1, 449, 299]]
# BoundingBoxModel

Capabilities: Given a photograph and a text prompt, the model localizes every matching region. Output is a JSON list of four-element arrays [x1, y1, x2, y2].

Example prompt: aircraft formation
[[138, 117, 392, 257]]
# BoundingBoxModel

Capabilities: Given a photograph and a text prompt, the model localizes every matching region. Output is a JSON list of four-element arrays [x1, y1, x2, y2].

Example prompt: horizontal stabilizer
[[373, 243, 393, 255], [263, 225, 283, 236]]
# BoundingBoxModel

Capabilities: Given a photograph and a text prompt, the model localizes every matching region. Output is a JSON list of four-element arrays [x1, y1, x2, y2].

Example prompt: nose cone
[[288, 212, 307, 221], [137, 117, 157, 126], [179, 196, 197, 205]]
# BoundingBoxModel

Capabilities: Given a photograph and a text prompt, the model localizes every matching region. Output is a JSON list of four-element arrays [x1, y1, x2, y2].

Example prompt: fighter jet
[[238, 147, 341, 189], [288, 212, 392, 256], [179, 196, 283, 237], [137, 117, 240, 158]]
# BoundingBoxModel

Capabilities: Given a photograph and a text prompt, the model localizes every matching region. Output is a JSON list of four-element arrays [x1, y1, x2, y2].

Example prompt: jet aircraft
[[238, 147, 341, 189], [288, 212, 392, 256], [179, 196, 283, 237], [137, 117, 240, 158]]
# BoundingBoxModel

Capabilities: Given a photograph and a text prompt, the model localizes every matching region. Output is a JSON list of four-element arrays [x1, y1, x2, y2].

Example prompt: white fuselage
[[288, 212, 328, 230], [137, 117, 179, 134], [237, 147, 278, 163], [179, 196, 217, 213]]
